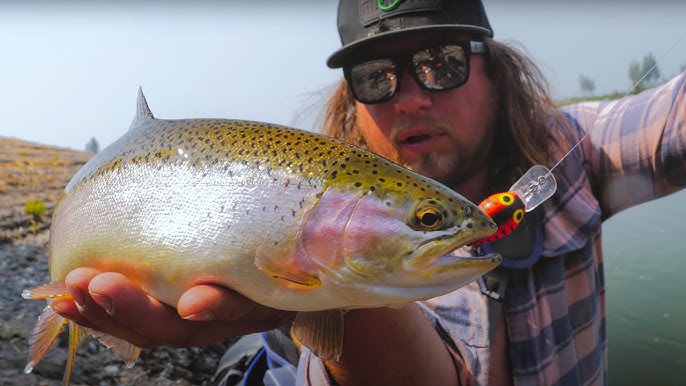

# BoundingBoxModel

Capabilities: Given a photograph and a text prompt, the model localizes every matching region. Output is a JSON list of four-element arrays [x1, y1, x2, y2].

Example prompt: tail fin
[[23, 282, 143, 385], [131, 87, 155, 127]]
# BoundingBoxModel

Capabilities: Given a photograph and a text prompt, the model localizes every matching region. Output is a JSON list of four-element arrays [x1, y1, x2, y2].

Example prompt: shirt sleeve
[[296, 347, 335, 385], [563, 72, 686, 217]]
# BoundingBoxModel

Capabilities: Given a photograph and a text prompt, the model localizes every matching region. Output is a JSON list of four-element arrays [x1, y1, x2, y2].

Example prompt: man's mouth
[[396, 129, 447, 150], [402, 133, 432, 144]]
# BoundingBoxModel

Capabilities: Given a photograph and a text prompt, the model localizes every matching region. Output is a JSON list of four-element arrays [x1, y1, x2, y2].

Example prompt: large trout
[[23, 89, 500, 384]]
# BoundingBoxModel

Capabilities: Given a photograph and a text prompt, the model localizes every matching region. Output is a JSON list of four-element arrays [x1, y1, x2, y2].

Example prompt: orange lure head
[[469, 192, 525, 246]]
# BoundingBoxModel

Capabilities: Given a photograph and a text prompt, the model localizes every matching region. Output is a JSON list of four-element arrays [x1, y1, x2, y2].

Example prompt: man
[[54, 0, 686, 385]]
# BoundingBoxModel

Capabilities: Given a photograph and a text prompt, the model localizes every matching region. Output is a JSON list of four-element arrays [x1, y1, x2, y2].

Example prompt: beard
[[366, 116, 495, 189], [396, 132, 493, 188], [353, 107, 497, 190]]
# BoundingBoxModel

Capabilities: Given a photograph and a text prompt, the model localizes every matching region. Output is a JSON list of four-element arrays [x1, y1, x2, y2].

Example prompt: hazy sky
[[1, 1, 685, 150]]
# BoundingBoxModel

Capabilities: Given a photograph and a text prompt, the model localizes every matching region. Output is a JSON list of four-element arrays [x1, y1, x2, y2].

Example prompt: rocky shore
[[0, 137, 229, 386]]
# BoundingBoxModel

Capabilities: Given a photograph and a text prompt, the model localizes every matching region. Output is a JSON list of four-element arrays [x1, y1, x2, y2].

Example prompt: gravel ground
[[0, 137, 229, 386]]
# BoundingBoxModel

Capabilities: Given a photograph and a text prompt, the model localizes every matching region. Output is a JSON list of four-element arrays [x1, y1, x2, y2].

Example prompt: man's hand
[[51, 268, 295, 348]]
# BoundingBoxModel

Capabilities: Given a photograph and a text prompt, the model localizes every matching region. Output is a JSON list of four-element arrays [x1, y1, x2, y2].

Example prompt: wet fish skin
[[23, 89, 500, 384]]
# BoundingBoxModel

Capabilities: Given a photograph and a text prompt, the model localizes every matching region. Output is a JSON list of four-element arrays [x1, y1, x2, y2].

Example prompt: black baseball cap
[[327, 0, 493, 68]]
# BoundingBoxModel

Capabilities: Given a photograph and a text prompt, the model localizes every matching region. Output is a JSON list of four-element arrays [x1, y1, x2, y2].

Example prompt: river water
[[604, 189, 686, 385]]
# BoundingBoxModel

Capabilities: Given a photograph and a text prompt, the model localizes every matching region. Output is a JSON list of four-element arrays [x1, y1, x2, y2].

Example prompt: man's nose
[[394, 71, 432, 113]]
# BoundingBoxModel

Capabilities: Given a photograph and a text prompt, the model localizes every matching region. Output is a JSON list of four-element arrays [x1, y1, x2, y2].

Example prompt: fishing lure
[[469, 165, 556, 246], [469, 30, 686, 247], [469, 192, 525, 246]]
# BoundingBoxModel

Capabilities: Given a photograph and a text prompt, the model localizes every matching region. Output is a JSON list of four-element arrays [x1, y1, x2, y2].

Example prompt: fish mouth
[[409, 252, 502, 276], [360, 251, 500, 303], [404, 228, 499, 273]]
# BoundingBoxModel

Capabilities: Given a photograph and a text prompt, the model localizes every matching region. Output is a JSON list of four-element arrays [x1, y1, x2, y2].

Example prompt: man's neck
[[452, 168, 488, 203]]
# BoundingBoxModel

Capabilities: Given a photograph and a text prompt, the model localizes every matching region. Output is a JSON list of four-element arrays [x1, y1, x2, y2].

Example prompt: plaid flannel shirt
[[297, 72, 686, 386]]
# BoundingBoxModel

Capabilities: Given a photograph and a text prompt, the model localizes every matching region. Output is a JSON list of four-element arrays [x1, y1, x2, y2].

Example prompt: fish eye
[[414, 201, 446, 230], [419, 208, 440, 226]]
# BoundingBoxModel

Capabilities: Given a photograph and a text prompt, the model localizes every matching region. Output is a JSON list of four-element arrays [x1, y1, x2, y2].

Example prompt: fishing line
[[470, 30, 686, 245], [548, 30, 686, 176], [512, 29, 686, 213]]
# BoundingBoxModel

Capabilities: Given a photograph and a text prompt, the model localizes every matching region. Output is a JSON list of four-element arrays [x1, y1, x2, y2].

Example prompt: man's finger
[[87, 272, 195, 345], [177, 284, 297, 324]]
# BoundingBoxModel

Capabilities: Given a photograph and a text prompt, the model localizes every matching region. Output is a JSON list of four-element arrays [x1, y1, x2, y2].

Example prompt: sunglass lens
[[349, 59, 397, 104], [413, 45, 468, 90]]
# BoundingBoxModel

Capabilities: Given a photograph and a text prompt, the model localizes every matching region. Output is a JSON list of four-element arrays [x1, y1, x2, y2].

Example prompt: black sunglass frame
[[343, 41, 486, 105]]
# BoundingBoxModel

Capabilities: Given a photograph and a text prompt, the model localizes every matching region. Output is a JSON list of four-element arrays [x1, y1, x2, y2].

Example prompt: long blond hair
[[319, 37, 568, 189]]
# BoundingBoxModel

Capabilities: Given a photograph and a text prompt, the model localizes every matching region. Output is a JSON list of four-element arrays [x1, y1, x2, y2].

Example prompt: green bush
[[24, 199, 46, 220]]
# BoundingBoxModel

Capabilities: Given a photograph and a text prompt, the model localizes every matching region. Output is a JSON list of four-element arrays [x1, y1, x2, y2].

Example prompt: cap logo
[[360, 0, 443, 27], [377, 0, 401, 12]]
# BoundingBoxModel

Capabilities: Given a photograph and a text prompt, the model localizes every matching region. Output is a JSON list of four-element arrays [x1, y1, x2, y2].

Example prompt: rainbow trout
[[23, 89, 500, 384]]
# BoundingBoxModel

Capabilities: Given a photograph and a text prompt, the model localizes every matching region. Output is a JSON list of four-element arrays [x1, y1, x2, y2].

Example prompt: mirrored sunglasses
[[344, 41, 486, 105]]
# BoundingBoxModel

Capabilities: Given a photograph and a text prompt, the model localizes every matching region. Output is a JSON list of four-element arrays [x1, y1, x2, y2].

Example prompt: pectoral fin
[[292, 309, 344, 361], [255, 246, 321, 289], [22, 282, 70, 300]]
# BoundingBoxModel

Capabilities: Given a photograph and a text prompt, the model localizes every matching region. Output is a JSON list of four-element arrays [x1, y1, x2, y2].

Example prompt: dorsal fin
[[132, 87, 154, 127]]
